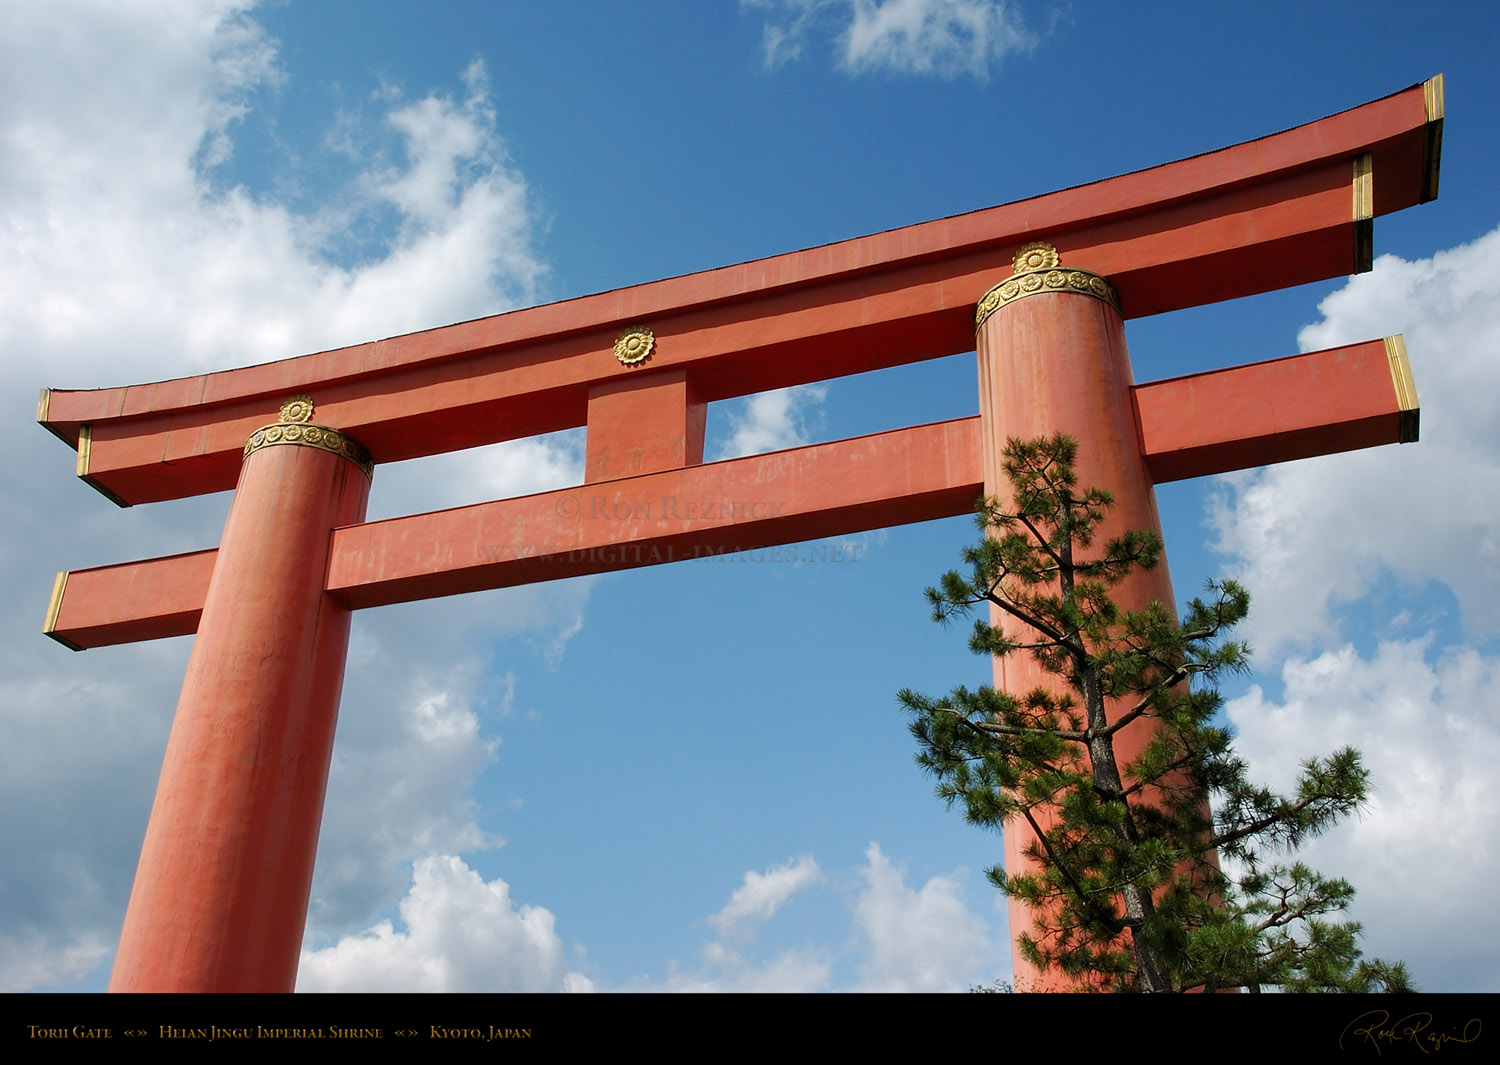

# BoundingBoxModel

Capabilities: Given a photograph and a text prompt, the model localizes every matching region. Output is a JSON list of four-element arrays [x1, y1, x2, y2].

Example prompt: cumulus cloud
[[1209, 228, 1500, 991], [670, 942, 834, 993], [633, 854, 831, 992], [0, 13, 542, 391], [1224, 639, 1500, 990], [632, 846, 996, 992], [0, 930, 115, 995], [0, 651, 186, 990], [307, 644, 500, 930], [707, 856, 823, 935], [1209, 229, 1500, 657], [852, 843, 991, 991], [743, 0, 1034, 79], [367, 432, 585, 522], [298, 855, 591, 992], [300, 432, 591, 933], [715, 384, 829, 459], [0, 1, 576, 989]]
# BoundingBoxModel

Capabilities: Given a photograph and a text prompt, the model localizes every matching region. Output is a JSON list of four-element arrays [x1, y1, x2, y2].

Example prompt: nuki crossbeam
[[39, 77, 1441, 992]]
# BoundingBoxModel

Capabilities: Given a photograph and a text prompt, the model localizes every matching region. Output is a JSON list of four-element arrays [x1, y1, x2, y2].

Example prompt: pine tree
[[900, 434, 1412, 993]]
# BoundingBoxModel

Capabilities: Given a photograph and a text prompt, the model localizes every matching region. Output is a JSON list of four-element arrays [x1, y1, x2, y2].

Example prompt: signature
[[1341, 1011, 1482, 1055]]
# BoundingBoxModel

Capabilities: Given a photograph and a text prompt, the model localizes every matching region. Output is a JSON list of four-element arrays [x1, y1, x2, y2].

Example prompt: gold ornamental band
[[243, 394, 374, 478], [975, 241, 1120, 331]]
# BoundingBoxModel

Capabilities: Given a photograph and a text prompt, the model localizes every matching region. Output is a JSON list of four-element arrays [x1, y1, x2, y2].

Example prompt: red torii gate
[[40, 77, 1441, 992]]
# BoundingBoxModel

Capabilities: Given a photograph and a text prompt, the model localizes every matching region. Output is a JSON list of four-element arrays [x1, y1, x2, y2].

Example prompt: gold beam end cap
[[1424, 73, 1445, 122], [43, 571, 83, 651], [1384, 334, 1420, 443]]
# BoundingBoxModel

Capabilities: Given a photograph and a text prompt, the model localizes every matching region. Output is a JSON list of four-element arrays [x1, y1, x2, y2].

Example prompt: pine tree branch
[[982, 589, 1076, 650], [1100, 662, 1193, 738], [1019, 807, 1126, 936], [971, 717, 1089, 745], [1118, 751, 1199, 798], [934, 706, 1088, 744], [1210, 789, 1347, 852], [1015, 512, 1064, 570]]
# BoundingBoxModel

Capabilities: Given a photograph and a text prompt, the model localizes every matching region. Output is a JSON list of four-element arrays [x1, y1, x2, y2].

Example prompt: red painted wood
[[41, 83, 1436, 505], [1137, 338, 1409, 481], [328, 417, 984, 610], [975, 283, 1184, 991], [108, 443, 369, 992], [585, 368, 706, 482], [45, 549, 214, 649], [42, 339, 1416, 649]]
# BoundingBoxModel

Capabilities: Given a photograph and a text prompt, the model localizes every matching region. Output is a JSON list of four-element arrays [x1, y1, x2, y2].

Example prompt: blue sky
[[3, 1, 1498, 992]]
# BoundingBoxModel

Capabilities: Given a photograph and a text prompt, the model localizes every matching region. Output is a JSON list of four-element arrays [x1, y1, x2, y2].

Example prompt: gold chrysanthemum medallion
[[1012, 241, 1060, 274], [279, 394, 315, 423], [614, 325, 655, 366]]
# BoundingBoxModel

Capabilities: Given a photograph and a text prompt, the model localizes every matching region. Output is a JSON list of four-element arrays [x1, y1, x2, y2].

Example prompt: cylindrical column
[[110, 396, 372, 992], [974, 243, 1177, 990]]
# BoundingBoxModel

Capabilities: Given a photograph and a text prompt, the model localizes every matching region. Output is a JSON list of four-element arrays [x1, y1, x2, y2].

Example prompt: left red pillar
[[109, 395, 372, 993]]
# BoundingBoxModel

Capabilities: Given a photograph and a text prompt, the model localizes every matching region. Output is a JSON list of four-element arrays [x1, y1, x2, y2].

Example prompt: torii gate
[[39, 77, 1441, 993]]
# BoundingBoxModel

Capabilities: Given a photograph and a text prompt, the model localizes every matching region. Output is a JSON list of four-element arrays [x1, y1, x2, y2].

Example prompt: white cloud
[[852, 843, 991, 991], [1208, 228, 1500, 991], [843, 0, 1034, 79], [632, 854, 832, 992], [0, 9, 542, 390], [628, 845, 996, 992], [308, 670, 500, 929], [0, 1, 577, 989], [1209, 228, 1500, 657], [707, 856, 823, 935], [742, 0, 832, 69], [0, 931, 114, 995], [539, 611, 586, 670], [716, 384, 829, 459], [309, 579, 594, 932], [1224, 639, 1500, 991], [367, 432, 585, 521], [298, 855, 591, 992], [670, 942, 834, 993], [743, 0, 1034, 80], [0, 640, 192, 991]]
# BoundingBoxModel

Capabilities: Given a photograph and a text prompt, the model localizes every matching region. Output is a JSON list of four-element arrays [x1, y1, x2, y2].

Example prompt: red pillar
[[974, 244, 1178, 990], [109, 397, 371, 992]]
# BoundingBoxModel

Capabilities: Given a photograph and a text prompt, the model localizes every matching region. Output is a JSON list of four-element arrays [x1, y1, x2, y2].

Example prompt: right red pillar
[[974, 242, 1180, 990]]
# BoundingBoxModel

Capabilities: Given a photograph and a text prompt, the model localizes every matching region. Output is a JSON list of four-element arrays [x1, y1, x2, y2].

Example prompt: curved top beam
[[40, 77, 1442, 506]]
